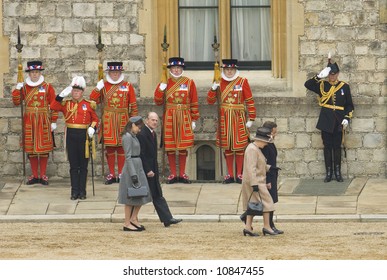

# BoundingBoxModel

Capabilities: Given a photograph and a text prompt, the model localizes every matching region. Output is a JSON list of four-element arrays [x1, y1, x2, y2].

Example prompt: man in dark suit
[[137, 112, 182, 227]]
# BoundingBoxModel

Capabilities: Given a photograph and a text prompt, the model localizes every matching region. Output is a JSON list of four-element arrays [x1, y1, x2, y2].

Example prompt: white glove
[[96, 79, 104, 90], [246, 120, 253, 128], [59, 86, 73, 98], [317, 67, 331, 79], [211, 82, 219, 91], [341, 119, 348, 130], [16, 83, 24, 90], [159, 83, 167, 91], [192, 122, 196, 130], [51, 123, 57, 132], [87, 127, 95, 138]]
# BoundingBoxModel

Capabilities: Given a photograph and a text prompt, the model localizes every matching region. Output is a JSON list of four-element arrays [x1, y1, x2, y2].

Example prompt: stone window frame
[[140, 0, 306, 98]]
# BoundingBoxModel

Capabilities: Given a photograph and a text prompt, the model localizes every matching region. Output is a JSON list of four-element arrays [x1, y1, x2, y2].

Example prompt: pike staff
[[159, 25, 169, 183], [96, 24, 105, 177], [16, 25, 26, 178], [211, 31, 224, 178]]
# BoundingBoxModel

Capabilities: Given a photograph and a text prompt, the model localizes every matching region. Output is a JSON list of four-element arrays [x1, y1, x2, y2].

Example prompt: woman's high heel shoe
[[123, 226, 142, 232], [262, 228, 278, 236], [130, 222, 145, 230], [243, 229, 259, 237]]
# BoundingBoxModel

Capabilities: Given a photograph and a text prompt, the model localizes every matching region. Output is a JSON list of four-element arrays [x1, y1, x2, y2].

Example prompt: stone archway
[[188, 141, 225, 182]]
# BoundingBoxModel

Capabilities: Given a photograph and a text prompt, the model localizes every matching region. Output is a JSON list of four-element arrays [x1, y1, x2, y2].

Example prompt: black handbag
[[127, 182, 148, 198], [247, 190, 263, 216]]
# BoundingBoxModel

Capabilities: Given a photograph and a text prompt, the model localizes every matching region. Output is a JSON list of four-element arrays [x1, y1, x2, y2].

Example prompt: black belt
[[131, 156, 140, 158]]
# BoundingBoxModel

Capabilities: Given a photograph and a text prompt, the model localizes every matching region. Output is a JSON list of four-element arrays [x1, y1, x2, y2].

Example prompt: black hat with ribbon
[[167, 57, 185, 68], [25, 60, 44, 72], [106, 62, 124, 71], [221, 59, 238, 68]]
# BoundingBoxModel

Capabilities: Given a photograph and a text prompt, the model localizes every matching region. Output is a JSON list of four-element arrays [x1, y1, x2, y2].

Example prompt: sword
[[89, 135, 96, 196]]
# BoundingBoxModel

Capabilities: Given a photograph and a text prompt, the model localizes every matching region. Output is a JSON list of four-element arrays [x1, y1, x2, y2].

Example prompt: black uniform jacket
[[305, 76, 354, 133]]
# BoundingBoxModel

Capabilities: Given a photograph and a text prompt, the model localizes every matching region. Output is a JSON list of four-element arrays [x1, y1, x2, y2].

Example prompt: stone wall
[[1, 0, 145, 96], [0, 0, 386, 180]]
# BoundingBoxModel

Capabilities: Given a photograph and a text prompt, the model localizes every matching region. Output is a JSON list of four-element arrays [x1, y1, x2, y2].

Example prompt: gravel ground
[[1, 221, 387, 260]]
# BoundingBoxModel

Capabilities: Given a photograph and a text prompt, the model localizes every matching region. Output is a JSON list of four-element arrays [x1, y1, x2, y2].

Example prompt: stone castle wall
[[0, 0, 385, 180]]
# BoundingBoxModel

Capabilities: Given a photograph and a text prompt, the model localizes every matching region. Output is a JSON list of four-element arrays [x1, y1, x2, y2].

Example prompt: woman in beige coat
[[241, 126, 278, 236]]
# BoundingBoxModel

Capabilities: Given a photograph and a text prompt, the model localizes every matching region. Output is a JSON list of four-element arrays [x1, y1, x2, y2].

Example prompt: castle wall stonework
[[0, 0, 385, 180]]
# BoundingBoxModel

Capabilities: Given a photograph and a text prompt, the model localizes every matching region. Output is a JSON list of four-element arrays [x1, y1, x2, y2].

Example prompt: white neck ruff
[[26, 75, 44, 87], [170, 71, 184, 79], [106, 73, 124, 84], [222, 70, 239, 82]]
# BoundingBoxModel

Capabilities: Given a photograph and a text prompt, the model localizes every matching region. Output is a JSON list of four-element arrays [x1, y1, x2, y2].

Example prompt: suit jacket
[[137, 125, 162, 195]]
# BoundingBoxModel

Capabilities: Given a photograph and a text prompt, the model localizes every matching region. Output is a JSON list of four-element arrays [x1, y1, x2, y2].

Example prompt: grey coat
[[118, 132, 152, 205]]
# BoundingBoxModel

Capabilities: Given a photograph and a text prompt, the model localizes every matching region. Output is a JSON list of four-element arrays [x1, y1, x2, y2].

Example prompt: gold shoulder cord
[[65, 102, 78, 122], [318, 81, 345, 106]]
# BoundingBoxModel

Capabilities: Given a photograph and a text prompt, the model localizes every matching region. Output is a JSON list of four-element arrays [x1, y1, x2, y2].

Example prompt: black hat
[[221, 59, 238, 68], [327, 62, 340, 74], [130, 116, 143, 126], [167, 57, 185, 68], [106, 62, 124, 71], [254, 127, 273, 143], [25, 60, 44, 72]]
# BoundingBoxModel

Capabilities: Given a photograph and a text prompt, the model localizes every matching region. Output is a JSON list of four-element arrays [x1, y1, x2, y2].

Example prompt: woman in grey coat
[[118, 116, 152, 232]]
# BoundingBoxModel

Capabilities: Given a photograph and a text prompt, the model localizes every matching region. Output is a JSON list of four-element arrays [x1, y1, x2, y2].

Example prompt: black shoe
[[70, 195, 78, 200], [262, 228, 278, 236], [272, 226, 284, 234], [324, 167, 333, 182], [334, 165, 344, 182], [40, 175, 49, 185], [222, 176, 235, 184], [105, 175, 116, 185], [243, 229, 259, 236], [166, 176, 178, 184], [130, 222, 145, 231], [123, 226, 142, 232], [164, 218, 182, 227], [235, 175, 242, 184], [26, 177, 40, 185], [240, 212, 247, 224], [179, 175, 191, 184], [79, 195, 86, 200]]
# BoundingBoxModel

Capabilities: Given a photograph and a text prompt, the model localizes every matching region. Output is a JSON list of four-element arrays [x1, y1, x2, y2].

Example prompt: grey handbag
[[247, 190, 263, 216], [127, 183, 148, 198]]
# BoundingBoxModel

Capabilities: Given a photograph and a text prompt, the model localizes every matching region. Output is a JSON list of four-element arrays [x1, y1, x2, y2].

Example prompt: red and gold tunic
[[207, 77, 256, 151], [90, 81, 138, 146], [154, 76, 200, 151], [50, 97, 99, 129], [12, 82, 58, 154]]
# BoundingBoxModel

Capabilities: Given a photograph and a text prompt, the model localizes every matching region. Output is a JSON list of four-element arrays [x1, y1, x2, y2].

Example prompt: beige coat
[[241, 142, 274, 212]]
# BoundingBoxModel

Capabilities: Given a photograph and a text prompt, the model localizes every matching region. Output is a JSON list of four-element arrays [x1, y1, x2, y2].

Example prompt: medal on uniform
[[82, 104, 87, 111], [180, 84, 188, 91]]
